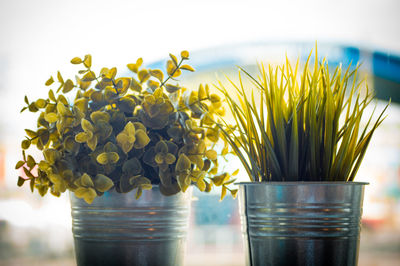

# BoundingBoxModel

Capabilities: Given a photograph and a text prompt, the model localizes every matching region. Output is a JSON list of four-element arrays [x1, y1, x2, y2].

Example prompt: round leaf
[[205, 150, 218, 160], [94, 174, 114, 192], [181, 50, 189, 59], [176, 154, 191, 171], [71, 57, 82, 64], [134, 129, 150, 149], [44, 112, 58, 123], [21, 139, 31, 150], [81, 173, 94, 188]]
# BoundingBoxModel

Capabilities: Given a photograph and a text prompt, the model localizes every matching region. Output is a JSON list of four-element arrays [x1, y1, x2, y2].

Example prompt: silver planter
[[69, 186, 192, 266], [237, 182, 367, 266]]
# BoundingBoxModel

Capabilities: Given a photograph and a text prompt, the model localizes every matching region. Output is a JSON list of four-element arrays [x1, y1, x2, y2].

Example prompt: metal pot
[[237, 182, 367, 266], [70, 186, 192, 266]]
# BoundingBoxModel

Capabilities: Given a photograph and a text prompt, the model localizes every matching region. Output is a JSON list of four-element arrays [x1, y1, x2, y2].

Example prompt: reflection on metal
[[70, 186, 192, 266], [238, 182, 367, 266]]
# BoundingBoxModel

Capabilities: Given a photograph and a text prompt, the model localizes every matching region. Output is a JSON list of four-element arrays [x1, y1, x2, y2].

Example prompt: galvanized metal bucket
[[70, 186, 192, 266], [237, 182, 367, 266]]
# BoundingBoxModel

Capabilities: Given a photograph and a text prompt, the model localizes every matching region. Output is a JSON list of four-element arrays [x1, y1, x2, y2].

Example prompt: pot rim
[[235, 181, 369, 186]]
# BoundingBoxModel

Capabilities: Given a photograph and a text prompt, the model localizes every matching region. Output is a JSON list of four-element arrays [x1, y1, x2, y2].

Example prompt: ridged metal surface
[[238, 182, 367, 266], [70, 186, 192, 266]]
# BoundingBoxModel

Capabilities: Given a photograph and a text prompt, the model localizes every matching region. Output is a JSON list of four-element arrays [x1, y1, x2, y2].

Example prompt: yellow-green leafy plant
[[16, 51, 237, 204], [215, 49, 389, 182]]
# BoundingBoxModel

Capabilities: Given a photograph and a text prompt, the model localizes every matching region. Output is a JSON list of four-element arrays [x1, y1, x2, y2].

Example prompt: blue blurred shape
[[373, 52, 400, 83]]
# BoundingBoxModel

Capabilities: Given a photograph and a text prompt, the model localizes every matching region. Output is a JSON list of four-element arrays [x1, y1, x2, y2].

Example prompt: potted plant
[[214, 49, 389, 266], [15, 51, 237, 266]]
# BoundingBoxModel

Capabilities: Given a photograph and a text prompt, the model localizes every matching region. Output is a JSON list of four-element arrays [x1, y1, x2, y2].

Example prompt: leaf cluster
[[215, 48, 389, 182], [17, 51, 237, 203]]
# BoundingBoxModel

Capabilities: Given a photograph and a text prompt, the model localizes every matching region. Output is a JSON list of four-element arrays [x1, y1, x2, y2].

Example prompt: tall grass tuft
[[215, 49, 389, 182]]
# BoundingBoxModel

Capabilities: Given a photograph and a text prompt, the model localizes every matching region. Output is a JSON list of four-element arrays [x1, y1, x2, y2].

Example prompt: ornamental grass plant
[[16, 51, 237, 204], [216, 48, 389, 182]]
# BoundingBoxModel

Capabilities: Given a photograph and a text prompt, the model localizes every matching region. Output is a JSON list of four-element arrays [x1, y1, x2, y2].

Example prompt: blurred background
[[0, 0, 399, 265]]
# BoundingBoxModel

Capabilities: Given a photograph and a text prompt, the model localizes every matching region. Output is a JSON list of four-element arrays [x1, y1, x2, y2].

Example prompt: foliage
[[215, 49, 389, 182], [16, 51, 237, 203]]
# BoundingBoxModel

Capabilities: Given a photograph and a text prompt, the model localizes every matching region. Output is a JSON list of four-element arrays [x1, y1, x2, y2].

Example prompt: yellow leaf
[[101, 67, 117, 80], [133, 122, 146, 131], [176, 154, 191, 171], [44, 112, 58, 123], [81, 173, 94, 187], [116, 122, 136, 153], [138, 69, 150, 83], [94, 174, 114, 192], [74, 98, 88, 113], [15, 160, 25, 169], [212, 173, 229, 186], [71, 57, 82, 64], [21, 139, 30, 149], [164, 153, 176, 164], [169, 53, 178, 66], [56, 102, 69, 116], [83, 188, 97, 204], [141, 183, 152, 190], [82, 71, 96, 82], [57, 71, 64, 83], [74, 187, 87, 198], [45, 76, 54, 86], [90, 111, 110, 123], [75, 132, 89, 143], [86, 135, 98, 151], [81, 119, 94, 132], [197, 178, 206, 192], [127, 63, 139, 73], [43, 148, 61, 164], [136, 58, 143, 68], [230, 189, 238, 199], [206, 128, 219, 142], [180, 64, 195, 72], [63, 79, 74, 93], [57, 95, 68, 105], [115, 77, 131, 94], [155, 153, 165, 164], [124, 121, 136, 136], [220, 186, 227, 201], [117, 133, 134, 153], [25, 129, 37, 138], [35, 99, 47, 108], [83, 54, 92, 68], [64, 136, 78, 152], [232, 169, 239, 176], [135, 187, 143, 199], [177, 174, 190, 192], [205, 181, 212, 192], [147, 80, 160, 90], [149, 69, 164, 81], [165, 84, 180, 93], [181, 50, 189, 59], [48, 89, 56, 101], [209, 167, 218, 175], [172, 68, 181, 78], [198, 84, 206, 99], [153, 87, 163, 99], [210, 94, 221, 103], [130, 78, 142, 92], [166, 60, 176, 76], [134, 129, 150, 149], [127, 59, 143, 73], [96, 152, 119, 165]]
